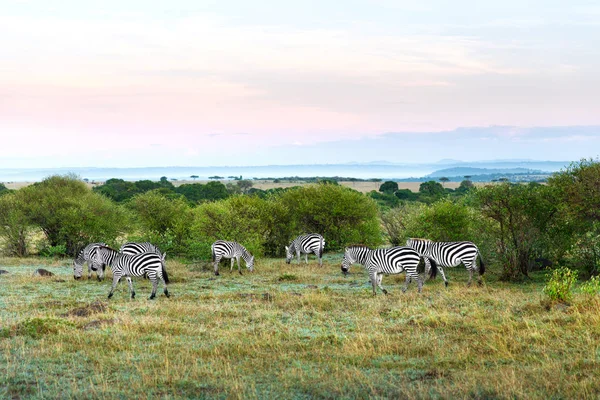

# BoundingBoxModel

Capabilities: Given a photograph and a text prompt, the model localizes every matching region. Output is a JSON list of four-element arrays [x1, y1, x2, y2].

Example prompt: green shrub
[[39, 243, 67, 258], [543, 267, 577, 303], [580, 275, 600, 296]]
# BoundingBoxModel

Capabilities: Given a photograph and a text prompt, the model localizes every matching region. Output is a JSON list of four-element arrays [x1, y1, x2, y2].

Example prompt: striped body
[[93, 246, 170, 300], [73, 242, 107, 280], [406, 238, 485, 286], [211, 240, 254, 276], [120, 242, 162, 256], [360, 246, 428, 295], [285, 234, 325, 266]]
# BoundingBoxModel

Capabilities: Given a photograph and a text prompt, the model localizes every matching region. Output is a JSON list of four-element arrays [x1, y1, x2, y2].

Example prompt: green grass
[[1, 256, 599, 399]]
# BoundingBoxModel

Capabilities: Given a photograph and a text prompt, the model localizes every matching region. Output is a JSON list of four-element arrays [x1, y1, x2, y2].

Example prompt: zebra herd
[[73, 233, 485, 299]]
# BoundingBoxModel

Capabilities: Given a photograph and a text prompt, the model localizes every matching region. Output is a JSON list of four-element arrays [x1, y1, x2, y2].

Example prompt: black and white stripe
[[211, 240, 255, 276], [341, 245, 375, 274], [406, 238, 485, 286], [342, 246, 435, 295], [285, 234, 325, 266], [73, 242, 106, 281], [120, 242, 162, 256], [93, 246, 170, 300]]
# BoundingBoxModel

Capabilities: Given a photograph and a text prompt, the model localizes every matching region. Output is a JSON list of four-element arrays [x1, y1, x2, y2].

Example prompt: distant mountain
[[426, 167, 542, 178]]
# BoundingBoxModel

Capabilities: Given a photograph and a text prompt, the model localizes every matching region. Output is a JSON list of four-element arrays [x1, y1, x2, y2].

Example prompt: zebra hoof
[[444, 281, 449, 288], [108, 293, 113, 299], [131, 293, 136, 299], [164, 292, 170, 298], [215, 272, 220, 276]]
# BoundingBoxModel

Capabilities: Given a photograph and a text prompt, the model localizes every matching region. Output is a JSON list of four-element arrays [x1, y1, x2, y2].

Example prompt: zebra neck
[[240, 250, 252, 261]]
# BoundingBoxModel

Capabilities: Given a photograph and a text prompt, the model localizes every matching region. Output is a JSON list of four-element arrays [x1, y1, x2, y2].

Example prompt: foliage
[[580, 275, 600, 296], [379, 181, 399, 193], [368, 190, 400, 209], [418, 180, 445, 203], [189, 195, 276, 258], [237, 180, 254, 193], [0, 192, 30, 256], [127, 190, 194, 255], [543, 266, 577, 303], [19, 175, 128, 255], [380, 203, 426, 246], [175, 181, 229, 203], [475, 182, 560, 281], [562, 223, 600, 277], [0, 183, 10, 196], [38, 244, 68, 258], [276, 184, 382, 251]]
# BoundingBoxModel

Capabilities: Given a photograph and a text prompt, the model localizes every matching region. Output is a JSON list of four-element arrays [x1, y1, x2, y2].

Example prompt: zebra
[[73, 242, 107, 281], [341, 245, 436, 295], [120, 242, 162, 256], [211, 240, 255, 276], [406, 238, 485, 286], [285, 234, 325, 266], [92, 245, 170, 300]]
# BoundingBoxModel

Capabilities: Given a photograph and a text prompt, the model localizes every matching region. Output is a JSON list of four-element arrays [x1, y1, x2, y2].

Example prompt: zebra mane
[[409, 238, 432, 242], [97, 245, 119, 252], [345, 244, 370, 249]]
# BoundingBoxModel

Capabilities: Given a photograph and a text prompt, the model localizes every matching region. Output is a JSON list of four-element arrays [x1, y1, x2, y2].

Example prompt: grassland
[[1, 255, 599, 399]]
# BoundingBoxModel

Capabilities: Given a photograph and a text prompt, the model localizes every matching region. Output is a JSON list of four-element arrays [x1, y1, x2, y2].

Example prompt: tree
[[237, 179, 254, 194], [475, 182, 559, 281], [190, 175, 199, 180], [128, 190, 193, 255], [276, 184, 381, 251], [419, 181, 445, 198], [0, 193, 30, 256], [439, 177, 450, 187], [209, 176, 224, 180], [19, 175, 128, 255], [379, 181, 399, 194]]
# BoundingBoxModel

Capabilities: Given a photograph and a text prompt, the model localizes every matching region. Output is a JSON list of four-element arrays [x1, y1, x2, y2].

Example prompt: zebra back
[[286, 234, 324, 259], [120, 242, 162, 256]]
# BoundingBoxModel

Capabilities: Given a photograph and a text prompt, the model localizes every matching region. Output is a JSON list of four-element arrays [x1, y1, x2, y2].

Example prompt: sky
[[1, 0, 599, 168]]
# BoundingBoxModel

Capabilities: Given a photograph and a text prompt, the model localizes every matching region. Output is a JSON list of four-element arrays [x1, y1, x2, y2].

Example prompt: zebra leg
[[125, 276, 135, 299], [230, 257, 235, 272], [305, 253, 308, 265], [415, 273, 424, 293], [237, 257, 243, 275], [87, 262, 92, 280], [108, 275, 121, 299], [297, 250, 301, 265], [369, 272, 379, 295], [377, 274, 388, 295], [438, 266, 448, 287], [149, 278, 158, 300], [214, 256, 221, 276], [315, 249, 322, 267], [162, 276, 170, 298], [402, 274, 411, 293]]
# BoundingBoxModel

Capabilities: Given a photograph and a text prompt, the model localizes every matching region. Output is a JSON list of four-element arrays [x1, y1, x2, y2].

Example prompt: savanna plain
[[1, 255, 599, 399]]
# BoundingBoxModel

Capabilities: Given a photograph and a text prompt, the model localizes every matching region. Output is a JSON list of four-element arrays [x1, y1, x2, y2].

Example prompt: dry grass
[[1, 256, 599, 399]]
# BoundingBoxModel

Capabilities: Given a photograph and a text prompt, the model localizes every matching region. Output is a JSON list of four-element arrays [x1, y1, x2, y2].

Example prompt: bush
[[0, 193, 30, 256], [543, 267, 577, 303], [276, 184, 382, 251], [580, 275, 600, 297], [127, 190, 193, 255], [18, 175, 128, 255]]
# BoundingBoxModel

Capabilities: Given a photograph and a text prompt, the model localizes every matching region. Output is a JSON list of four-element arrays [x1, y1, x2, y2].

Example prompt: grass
[[1, 256, 599, 399]]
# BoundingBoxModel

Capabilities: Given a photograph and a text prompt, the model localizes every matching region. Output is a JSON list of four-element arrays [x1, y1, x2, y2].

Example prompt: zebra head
[[247, 256, 255, 272], [341, 249, 356, 276], [285, 246, 293, 264], [73, 259, 84, 280]]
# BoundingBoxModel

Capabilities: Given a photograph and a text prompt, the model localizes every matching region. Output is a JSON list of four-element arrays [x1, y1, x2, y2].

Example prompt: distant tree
[[419, 181, 445, 197], [237, 179, 254, 194], [0, 183, 10, 196], [379, 181, 399, 194], [464, 175, 472, 181], [209, 176, 224, 180], [456, 179, 475, 193], [499, 177, 509, 183], [83, 178, 89, 183], [439, 177, 450, 187], [190, 175, 199, 180]]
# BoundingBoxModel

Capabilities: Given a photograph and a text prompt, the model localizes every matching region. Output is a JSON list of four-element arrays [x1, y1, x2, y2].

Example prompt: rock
[[33, 268, 54, 277], [0, 270, 9, 274]]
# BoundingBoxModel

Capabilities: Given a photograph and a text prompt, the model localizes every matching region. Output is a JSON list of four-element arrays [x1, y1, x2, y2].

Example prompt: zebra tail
[[428, 258, 438, 279], [478, 253, 485, 276], [319, 238, 324, 258], [162, 263, 170, 284]]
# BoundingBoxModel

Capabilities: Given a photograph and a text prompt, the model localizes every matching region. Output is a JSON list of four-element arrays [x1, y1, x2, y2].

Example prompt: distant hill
[[426, 167, 542, 178]]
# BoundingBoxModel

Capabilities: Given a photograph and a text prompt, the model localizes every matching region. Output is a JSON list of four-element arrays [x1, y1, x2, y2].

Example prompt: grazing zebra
[[73, 242, 107, 281], [342, 245, 436, 295], [406, 238, 485, 286], [120, 242, 162, 256], [342, 246, 434, 295], [285, 234, 325, 266], [211, 240, 255, 276], [92, 245, 170, 300]]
